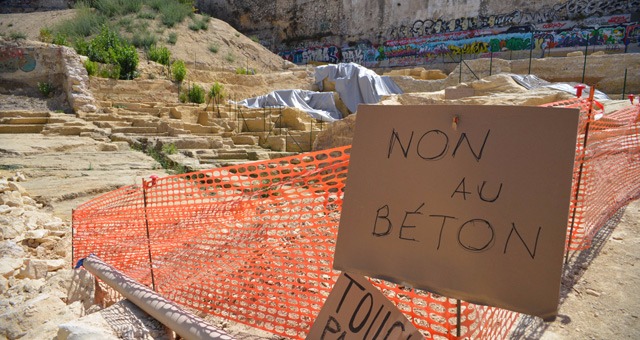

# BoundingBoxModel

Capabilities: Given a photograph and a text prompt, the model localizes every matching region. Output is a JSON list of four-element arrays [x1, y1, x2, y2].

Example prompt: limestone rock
[[0, 293, 79, 339], [42, 269, 95, 310], [9, 172, 27, 182], [389, 75, 447, 94], [24, 229, 49, 241], [16, 258, 65, 280], [20, 301, 84, 340], [0, 179, 9, 193], [44, 220, 66, 231], [313, 114, 357, 151], [0, 275, 7, 294], [18, 259, 49, 279], [0, 240, 25, 258], [0, 257, 23, 278], [1, 217, 25, 240], [0, 191, 23, 207]]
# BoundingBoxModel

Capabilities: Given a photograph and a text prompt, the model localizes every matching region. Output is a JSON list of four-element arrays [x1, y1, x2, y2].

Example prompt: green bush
[[87, 26, 138, 80], [235, 67, 255, 75], [84, 59, 98, 76], [52, 33, 69, 46], [157, 1, 192, 28], [188, 15, 209, 31], [39, 28, 53, 43], [179, 90, 188, 103], [88, 0, 142, 17], [9, 32, 27, 40], [171, 60, 187, 82], [161, 143, 178, 155], [137, 11, 156, 19], [117, 17, 133, 30], [167, 32, 178, 45], [37, 82, 54, 97], [97, 63, 121, 79], [54, 4, 105, 39], [148, 45, 171, 65], [187, 84, 205, 104], [225, 52, 235, 63], [146, 0, 164, 11], [208, 43, 219, 53], [208, 81, 225, 105], [131, 30, 157, 49], [74, 38, 90, 55]]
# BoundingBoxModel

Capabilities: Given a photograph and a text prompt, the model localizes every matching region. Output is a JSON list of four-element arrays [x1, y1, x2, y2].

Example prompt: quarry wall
[[0, 0, 69, 13], [199, 0, 640, 68]]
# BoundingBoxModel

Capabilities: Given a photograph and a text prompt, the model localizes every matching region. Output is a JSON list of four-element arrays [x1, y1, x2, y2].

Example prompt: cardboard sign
[[307, 272, 424, 339], [334, 105, 579, 320]]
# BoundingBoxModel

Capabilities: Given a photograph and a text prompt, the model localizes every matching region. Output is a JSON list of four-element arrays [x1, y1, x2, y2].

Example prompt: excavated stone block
[[232, 135, 259, 145], [445, 86, 475, 100]]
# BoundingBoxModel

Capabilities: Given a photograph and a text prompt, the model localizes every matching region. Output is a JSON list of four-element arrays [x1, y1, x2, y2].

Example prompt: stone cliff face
[[0, 0, 70, 13], [198, 0, 639, 48], [197, 0, 640, 68]]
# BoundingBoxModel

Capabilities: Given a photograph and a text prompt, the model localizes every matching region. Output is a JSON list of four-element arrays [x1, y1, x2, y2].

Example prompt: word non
[[387, 128, 491, 162]]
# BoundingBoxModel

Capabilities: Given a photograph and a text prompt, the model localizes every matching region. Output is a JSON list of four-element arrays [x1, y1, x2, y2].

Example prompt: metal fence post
[[582, 36, 589, 83], [141, 180, 157, 291], [489, 51, 493, 76], [622, 68, 628, 99], [528, 31, 534, 74]]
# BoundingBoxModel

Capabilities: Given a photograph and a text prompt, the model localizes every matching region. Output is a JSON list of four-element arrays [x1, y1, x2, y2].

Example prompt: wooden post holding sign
[[307, 272, 424, 339], [334, 105, 580, 320]]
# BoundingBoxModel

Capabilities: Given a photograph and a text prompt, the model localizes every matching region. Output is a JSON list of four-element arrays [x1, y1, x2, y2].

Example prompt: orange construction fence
[[73, 99, 640, 339]]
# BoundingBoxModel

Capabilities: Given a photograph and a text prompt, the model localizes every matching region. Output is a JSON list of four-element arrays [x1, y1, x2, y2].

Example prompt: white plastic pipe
[[81, 254, 235, 340]]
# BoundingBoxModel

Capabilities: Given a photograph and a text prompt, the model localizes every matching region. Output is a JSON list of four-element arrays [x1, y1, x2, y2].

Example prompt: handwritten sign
[[334, 105, 579, 320], [307, 272, 424, 339]]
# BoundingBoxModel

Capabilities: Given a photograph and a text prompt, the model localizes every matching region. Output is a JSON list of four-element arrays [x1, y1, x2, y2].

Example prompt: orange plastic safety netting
[[543, 99, 640, 250], [73, 100, 640, 339]]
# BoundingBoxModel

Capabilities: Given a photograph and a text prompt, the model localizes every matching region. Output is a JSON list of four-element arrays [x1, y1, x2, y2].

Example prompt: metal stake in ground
[[565, 85, 597, 264], [142, 179, 157, 291], [456, 299, 462, 337]]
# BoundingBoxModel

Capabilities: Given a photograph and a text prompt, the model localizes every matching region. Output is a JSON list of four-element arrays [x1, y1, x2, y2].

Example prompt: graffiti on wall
[[0, 47, 36, 73], [387, 0, 639, 39], [276, 0, 640, 67], [279, 45, 340, 64], [279, 20, 639, 67]]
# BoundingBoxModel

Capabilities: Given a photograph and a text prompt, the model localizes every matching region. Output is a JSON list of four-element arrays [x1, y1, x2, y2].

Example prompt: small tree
[[86, 26, 138, 80], [188, 84, 205, 104], [207, 81, 225, 110], [171, 59, 186, 82], [148, 44, 171, 65]]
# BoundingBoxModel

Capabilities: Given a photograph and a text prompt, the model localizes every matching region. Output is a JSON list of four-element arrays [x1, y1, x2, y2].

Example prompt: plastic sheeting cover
[[235, 89, 343, 122], [315, 63, 404, 113], [512, 74, 611, 101]]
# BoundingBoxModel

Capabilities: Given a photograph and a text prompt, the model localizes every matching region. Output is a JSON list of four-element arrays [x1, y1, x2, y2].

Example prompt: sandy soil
[[0, 9, 77, 41]]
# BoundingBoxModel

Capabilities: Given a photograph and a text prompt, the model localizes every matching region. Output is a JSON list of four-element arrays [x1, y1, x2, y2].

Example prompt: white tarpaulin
[[315, 63, 404, 113], [235, 89, 343, 122], [511, 74, 610, 101]]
